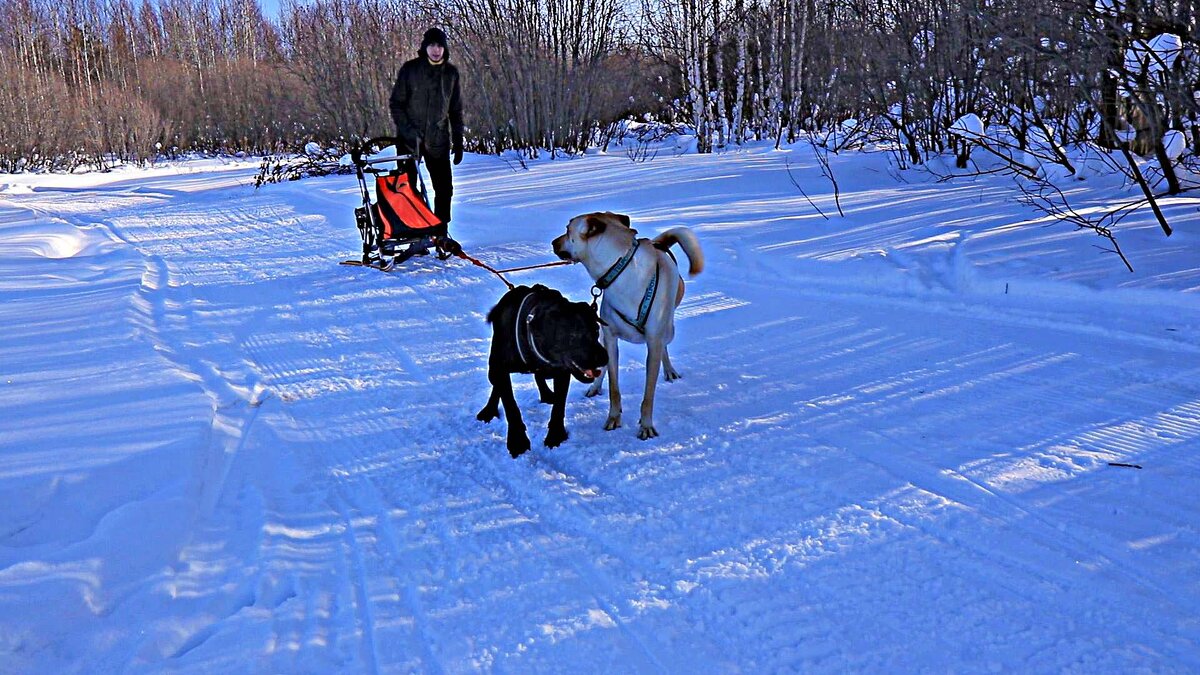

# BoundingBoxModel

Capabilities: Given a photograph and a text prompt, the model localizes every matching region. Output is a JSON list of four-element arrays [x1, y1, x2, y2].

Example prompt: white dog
[[552, 212, 703, 439]]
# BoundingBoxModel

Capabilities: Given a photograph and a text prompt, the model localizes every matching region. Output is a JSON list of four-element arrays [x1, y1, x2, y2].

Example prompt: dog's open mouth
[[571, 364, 603, 382]]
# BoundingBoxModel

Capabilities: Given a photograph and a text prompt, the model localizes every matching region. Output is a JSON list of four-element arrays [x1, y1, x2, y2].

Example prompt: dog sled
[[340, 136, 459, 271]]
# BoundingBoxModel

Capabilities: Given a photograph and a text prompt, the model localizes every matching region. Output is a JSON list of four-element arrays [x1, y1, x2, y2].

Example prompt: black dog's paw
[[476, 405, 499, 423], [507, 433, 531, 458], [544, 425, 569, 448]]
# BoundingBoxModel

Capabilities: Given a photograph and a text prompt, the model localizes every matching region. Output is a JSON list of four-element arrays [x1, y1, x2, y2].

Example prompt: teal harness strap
[[614, 264, 660, 335], [592, 238, 668, 335]]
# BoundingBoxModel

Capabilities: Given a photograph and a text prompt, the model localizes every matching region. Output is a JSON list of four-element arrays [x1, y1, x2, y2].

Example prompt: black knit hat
[[421, 27, 448, 49]]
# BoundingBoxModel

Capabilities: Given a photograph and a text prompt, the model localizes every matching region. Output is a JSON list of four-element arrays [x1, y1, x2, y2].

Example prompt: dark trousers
[[405, 147, 454, 225]]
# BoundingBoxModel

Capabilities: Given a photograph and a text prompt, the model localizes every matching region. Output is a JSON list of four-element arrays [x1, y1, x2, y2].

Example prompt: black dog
[[477, 284, 608, 457]]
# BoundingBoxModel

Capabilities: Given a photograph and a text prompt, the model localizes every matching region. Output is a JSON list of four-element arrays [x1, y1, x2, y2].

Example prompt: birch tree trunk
[[730, 0, 746, 145]]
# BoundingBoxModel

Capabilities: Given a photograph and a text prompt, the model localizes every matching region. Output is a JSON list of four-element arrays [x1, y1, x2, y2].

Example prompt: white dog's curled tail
[[653, 227, 705, 276]]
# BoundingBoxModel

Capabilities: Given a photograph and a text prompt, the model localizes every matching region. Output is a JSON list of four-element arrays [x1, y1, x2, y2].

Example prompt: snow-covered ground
[[1, 142, 1198, 673]]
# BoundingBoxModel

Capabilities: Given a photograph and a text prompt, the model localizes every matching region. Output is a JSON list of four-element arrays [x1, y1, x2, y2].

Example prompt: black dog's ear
[[584, 215, 607, 239]]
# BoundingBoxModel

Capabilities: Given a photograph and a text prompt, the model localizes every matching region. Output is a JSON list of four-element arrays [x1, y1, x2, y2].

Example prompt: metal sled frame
[[349, 136, 450, 269]]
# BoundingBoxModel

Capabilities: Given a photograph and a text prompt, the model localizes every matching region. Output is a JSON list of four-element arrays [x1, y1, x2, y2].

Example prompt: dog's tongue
[[584, 368, 602, 379]]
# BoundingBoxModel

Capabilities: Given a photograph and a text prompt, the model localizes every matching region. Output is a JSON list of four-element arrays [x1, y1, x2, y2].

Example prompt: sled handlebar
[[360, 153, 414, 166], [349, 135, 419, 170], [313, 153, 413, 174]]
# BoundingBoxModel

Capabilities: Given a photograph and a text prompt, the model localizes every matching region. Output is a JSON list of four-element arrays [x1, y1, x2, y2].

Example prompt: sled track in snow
[[457, 444, 670, 672], [5, 158, 1200, 672]]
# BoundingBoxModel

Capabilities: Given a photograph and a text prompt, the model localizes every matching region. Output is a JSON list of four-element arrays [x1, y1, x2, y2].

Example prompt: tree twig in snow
[[1013, 176, 1135, 273], [785, 158, 829, 220], [1117, 143, 1173, 236], [807, 132, 845, 217]]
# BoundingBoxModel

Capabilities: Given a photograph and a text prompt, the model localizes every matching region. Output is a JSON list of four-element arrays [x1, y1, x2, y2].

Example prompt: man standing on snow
[[389, 27, 464, 227]]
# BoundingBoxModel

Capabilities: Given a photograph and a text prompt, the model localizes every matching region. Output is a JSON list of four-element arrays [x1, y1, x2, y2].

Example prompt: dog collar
[[595, 239, 639, 290]]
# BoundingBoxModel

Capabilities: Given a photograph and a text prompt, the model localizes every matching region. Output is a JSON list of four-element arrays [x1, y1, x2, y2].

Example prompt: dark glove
[[453, 145, 463, 165]]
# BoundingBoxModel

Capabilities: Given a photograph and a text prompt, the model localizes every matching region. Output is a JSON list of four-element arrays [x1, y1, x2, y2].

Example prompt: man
[[389, 27, 464, 227]]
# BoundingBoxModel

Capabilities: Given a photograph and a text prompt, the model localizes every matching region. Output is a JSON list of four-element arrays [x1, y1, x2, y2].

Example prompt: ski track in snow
[[1, 147, 1198, 672]]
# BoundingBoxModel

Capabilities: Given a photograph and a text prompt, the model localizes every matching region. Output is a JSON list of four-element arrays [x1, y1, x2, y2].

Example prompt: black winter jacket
[[389, 47, 464, 158]]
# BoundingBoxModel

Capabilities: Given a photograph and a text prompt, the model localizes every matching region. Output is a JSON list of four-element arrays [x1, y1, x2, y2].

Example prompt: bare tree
[[433, 0, 625, 155], [0, 0, 1194, 178]]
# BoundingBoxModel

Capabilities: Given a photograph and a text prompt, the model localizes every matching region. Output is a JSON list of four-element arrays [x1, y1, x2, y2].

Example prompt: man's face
[[427, 43, 445, 62]]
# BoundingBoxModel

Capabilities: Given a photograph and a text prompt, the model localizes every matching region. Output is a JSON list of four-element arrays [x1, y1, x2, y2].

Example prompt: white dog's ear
[[614, 212, 631, 228], [584, 215, 608, 238]]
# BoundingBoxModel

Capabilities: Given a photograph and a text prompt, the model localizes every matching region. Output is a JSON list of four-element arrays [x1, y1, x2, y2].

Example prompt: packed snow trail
[[0, 146, 1198, 673]]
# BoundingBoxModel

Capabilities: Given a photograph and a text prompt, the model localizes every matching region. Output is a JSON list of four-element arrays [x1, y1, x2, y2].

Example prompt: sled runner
[[341, 136, 458, 270]]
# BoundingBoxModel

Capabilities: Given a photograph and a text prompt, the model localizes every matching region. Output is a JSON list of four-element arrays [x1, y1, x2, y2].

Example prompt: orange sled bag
[[374, 170, 446, 240]]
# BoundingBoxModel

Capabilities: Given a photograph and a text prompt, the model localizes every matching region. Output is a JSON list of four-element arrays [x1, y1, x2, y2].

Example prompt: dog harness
[[591, 239, 662, 335], [514, 291, 550, 368]]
